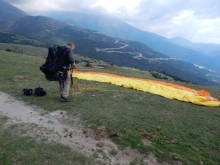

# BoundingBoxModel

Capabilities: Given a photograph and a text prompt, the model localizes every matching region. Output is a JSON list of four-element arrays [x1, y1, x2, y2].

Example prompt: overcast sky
[[6, 0, 220, 44]]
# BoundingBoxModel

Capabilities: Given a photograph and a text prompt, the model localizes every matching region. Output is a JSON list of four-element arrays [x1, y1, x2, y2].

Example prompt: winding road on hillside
[[95, 40, 180, 62]]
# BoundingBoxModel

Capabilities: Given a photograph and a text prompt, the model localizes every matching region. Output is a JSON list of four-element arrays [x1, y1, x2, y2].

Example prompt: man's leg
[[61, 71, 71, 100]]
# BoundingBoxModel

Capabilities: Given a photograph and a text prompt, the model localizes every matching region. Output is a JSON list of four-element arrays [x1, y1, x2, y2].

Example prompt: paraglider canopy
[[71, 71, 220, 107]]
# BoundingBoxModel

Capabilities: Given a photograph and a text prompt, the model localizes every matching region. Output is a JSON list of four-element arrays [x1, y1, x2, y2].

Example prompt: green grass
[[0, 43, 48, 57], [0, 116, 100, 165], [0, 47, 220, 165]]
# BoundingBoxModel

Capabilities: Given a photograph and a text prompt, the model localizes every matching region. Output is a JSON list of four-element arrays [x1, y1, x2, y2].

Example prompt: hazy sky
[[6, 0, 220, 44]]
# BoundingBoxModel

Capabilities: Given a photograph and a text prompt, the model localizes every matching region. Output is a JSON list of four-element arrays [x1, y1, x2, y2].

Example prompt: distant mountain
[[47, 12, 220, 73], [1, 15, 219, 87], [170, 37, 220, 55], [0, 0, 26, 29], [1, 2, 220, 87], [207, 50, 220, 57]]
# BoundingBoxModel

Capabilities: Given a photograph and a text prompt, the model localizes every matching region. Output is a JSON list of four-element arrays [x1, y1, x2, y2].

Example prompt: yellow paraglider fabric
[[72, 71, 219, 107]]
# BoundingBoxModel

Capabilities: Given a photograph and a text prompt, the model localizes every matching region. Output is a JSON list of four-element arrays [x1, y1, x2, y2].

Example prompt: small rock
[[95, 126, 110, 140], [173, 155, 179, 160], [171, 153, 181, 160], [96, 142, 104, 147]]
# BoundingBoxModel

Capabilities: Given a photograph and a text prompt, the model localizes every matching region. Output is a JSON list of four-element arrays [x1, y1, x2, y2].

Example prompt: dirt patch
[[0, 91, 179, 165], [141, 131, 161, 140]]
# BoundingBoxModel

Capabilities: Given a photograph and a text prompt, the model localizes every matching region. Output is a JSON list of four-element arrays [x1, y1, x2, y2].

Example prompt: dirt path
[[0, 91, 175, 165]]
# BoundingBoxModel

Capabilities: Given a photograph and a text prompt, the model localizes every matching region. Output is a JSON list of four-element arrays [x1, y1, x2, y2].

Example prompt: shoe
[[60, 95, 70, 102]]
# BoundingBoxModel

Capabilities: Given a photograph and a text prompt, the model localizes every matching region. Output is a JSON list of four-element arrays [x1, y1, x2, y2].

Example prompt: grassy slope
[[0, 43, 47, 57], [0, 47, 220, 165]]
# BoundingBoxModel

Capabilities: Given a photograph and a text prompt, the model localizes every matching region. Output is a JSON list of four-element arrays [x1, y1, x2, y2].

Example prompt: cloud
[[198, 28, 214, 34], [5, 0, 220, 44], [6, 0, 96, 13], [120, 0, 220, 43]]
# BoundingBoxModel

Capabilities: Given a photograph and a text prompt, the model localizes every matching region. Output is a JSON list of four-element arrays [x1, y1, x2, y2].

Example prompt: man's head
[[67, 42, 75, 50]]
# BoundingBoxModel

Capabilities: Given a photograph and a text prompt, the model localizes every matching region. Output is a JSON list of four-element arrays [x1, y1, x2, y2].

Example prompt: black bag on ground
[[35, 87, 46, 96], [40, 45, 68, 81], [23, 88, 33, 96]]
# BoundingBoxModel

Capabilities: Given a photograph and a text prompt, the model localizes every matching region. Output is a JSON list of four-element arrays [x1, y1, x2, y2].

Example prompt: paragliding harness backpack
[[40, 45, 69, 81]]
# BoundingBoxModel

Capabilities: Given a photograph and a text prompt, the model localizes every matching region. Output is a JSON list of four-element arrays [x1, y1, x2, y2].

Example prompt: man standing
[[60, 42, 76, 102]]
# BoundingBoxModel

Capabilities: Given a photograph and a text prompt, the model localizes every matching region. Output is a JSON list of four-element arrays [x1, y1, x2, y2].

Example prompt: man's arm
[[66, 49, 76, 69]]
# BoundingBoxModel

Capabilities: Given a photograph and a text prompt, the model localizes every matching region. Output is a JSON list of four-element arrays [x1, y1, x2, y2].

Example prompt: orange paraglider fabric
[[71, 70, 219, 107]]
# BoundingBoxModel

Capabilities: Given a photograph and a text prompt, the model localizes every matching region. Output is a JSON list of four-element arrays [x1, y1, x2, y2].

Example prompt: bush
[[150, 72, 163, 79], [6, 48, 13, 52]]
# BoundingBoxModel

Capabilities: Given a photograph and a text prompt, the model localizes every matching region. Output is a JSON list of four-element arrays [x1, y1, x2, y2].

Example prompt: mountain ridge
[[3, 15, 220, 87], [47, 12, 220, 73], [0, 0, 26, 29], [170, 36, 220, 55], [1, 2, 220, 87]]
